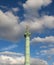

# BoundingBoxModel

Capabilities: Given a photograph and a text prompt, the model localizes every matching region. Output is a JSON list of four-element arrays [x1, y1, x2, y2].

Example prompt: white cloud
[[40, 46, 47, 48], [23, 0, 54, 31], [23, 0, 52, 19], [53, 62, 54, 65], [21, 15, 54, 32], [0, 10, 25, 41], [31, 36, 54, 43], [23, 0, 52, 9], [0, 10, 54, 41], [0, 0, 54, 41], [40, 48, 54, 55], [0, 51, 24, 56], [0, 51, 48, 65], [41, 15, 54, 28], [0, 51, 24, 65], [12, 8, 19, 12], [31, 58, 48, 65], [0, 55, 24, 65], [0, 44, 18, 51]]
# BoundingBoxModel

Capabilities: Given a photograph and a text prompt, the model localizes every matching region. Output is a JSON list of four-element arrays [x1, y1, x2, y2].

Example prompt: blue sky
[[0, 0, 54, 65]]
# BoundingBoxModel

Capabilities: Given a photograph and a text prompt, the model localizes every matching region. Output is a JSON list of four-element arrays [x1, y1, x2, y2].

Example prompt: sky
[[0, 0, 54, 65]]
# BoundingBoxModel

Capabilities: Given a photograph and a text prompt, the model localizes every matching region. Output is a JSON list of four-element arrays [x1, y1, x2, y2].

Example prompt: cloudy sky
[[0, 0, 54, 65]]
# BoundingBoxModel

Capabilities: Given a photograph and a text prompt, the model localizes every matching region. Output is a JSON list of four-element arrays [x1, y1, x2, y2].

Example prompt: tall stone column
[[24, 26, 31, 65]]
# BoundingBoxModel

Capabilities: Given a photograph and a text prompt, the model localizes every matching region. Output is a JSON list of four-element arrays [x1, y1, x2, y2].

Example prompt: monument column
[[24, 26, 31, 65]]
